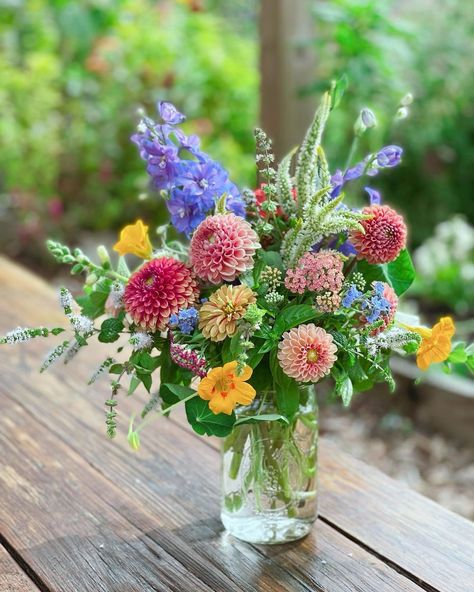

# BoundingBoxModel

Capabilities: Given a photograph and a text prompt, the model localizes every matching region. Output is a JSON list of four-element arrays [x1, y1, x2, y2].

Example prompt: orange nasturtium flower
[[197, 361, 256, 415], [403, 316, 456, 371], [113, 220, 153, 259]]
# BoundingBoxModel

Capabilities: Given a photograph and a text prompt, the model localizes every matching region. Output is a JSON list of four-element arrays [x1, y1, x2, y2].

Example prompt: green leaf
[[386, 249, 415, 296], [448, 343, 468, 364], [356, 260, 388, 286], [76, 289, 109, 319], [137, 372, 152, 393], [234, 414, 289, 427], [357, 250, 416, 297], [128, 375, 141, 395], [273, 305, 318, 337], [162, 384, 195, 400], [331, 73, 348, 109], [336, 375, 353, 407], [98, 317, 124, 343], [270, 349, 300, 417], [109, 363, 124, 375], [185, 397, 235, 437], [260, 250, 284, 271]]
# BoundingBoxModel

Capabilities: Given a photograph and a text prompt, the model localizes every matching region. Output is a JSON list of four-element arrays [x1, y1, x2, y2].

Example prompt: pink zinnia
[[278, 324, 337, 383], [190, 213, 259, 284], [351, 205, 407, 264], [124, 257, 199, 331], [284, 250, 344, 294]]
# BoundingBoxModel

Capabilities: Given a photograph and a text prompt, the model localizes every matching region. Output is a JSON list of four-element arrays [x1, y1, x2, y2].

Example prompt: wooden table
[[1, 256, 473, 592]]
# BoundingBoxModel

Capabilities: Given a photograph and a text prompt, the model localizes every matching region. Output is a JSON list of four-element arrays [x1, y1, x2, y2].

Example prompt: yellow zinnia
[[403, 316, 456, 371], [113, 220, 153, 259], [197, 361, 256, 415]]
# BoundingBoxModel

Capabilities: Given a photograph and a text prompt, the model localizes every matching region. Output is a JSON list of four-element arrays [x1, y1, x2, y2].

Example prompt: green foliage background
[[0, 0, 258, 263]]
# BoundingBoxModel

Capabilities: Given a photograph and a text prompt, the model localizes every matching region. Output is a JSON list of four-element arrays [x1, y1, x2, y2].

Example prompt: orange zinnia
[[113, 219, 153, 259], [197, 361, 256, 415], [403, 316, 456, 371]]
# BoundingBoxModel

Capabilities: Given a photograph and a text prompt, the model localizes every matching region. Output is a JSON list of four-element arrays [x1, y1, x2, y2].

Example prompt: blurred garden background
[[1, 0, 473, 517]]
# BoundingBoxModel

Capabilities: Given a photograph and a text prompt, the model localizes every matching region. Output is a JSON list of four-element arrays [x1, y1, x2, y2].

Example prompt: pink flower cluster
[[285, 251, 344, 295], [315, 291, 342, 313], [170, 340, 207, 378]]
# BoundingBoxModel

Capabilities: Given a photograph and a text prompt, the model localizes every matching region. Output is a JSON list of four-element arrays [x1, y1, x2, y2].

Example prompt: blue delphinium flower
[[169, 307, 199, 334], [342, 285, 362, 308], [376, 145, 403, 168], [132, 102, 246, 235]]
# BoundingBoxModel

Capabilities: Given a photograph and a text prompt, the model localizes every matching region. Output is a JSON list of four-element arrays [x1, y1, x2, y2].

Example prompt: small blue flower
[[170, 307, 199, 334], [342, 285, 362, 308]]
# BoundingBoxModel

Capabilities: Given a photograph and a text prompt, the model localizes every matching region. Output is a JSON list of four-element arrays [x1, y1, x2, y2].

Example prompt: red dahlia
[[124, 257, 199, 331], [351, 205, 407, 264]]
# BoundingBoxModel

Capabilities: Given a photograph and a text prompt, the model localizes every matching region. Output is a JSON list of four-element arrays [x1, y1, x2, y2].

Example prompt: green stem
[[344, 136, 359, 172], [135, 392, 197, 434]]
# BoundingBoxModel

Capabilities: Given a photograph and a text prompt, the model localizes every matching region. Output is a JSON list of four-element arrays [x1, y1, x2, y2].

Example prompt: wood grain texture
[[0, 256, 473, 592], [0, 545, 41, 591]]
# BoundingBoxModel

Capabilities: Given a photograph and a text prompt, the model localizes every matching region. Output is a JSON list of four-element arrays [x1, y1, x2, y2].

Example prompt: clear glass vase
[[221, 386, 318, 544]]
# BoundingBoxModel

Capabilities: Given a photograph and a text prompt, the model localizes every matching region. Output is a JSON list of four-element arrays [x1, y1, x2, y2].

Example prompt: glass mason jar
[[221, 386, 318, 544]]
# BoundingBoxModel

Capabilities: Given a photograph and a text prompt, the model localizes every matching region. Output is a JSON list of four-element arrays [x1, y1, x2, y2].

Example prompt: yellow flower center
[[307, 349, 319, 363]]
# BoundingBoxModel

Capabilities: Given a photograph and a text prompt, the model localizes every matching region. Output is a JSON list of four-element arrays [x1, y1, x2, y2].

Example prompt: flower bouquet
[[3, 89, 473, 545]]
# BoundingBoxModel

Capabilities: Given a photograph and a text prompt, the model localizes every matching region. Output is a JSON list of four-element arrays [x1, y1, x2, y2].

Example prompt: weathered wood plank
[[0, 545, 41, 592], [0, 257, 433, 592]]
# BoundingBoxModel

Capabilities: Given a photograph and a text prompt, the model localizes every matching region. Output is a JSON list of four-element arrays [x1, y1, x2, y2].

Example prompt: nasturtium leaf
[[185, 397, 235, 437], [386, 249, 415, 296], [162, 384, 196, 400], [273, 305, 318, 337]]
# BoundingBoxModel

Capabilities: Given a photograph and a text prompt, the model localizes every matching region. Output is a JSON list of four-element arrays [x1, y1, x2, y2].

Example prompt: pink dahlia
[[284, 251, 344, 294], [124, 257, 199, 331], [190, 213, 259, 284], [350, 205, 407, 264], [278, 323, 337, 383]]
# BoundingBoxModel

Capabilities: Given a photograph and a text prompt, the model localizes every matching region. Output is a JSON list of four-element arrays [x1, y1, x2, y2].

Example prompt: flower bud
[[86, 273, 98, 286], [354, 108, 377, 137], [128, 431, 141, 451], [395, 107, 409, 120], [97, 245, 110, 265], [400, 93, 414, 106]]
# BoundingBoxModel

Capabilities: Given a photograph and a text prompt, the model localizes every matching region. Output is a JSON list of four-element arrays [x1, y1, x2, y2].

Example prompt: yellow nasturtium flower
[[113, 220, 152, 259], [403, 316, 456, 371], [197, 361, 256, 415]]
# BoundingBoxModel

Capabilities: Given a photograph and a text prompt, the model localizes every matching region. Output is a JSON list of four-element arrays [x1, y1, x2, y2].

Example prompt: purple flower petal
[[158, 101, 186, 125], [364, 187, 382, 205]]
